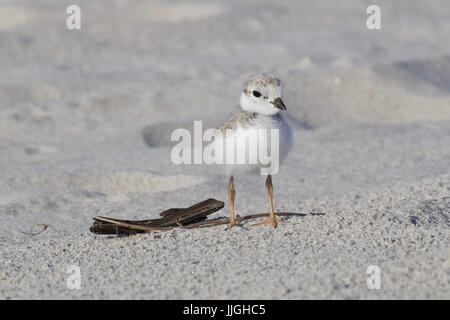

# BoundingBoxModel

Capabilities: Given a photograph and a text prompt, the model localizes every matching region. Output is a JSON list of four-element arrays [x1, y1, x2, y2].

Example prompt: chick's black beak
[[271, 97, 286, 111]]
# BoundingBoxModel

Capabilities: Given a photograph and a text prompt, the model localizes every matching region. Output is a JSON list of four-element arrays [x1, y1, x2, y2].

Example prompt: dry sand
[[0, 0, 449, 299]]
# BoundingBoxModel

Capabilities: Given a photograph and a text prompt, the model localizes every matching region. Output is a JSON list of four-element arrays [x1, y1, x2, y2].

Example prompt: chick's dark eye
[[252, 90, 261, 97]]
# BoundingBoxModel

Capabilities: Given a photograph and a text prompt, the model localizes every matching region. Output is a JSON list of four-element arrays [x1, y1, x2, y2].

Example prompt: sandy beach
[[0, 0, 449, 299]]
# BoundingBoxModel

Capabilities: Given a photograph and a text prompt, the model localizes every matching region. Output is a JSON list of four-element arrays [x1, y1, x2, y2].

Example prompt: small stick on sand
[[89, 198, 225, 235]]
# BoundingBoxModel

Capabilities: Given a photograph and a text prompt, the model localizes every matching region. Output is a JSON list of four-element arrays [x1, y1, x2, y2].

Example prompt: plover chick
[[215, 74, 291, 228]]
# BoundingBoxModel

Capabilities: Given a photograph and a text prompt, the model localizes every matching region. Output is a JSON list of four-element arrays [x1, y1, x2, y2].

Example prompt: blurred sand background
[[0, 0, 449, 299]]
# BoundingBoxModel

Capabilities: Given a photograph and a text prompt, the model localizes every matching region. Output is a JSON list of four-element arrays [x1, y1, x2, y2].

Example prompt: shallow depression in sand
[[286, 58, 450, 127], [75, 171, 204, 199]]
